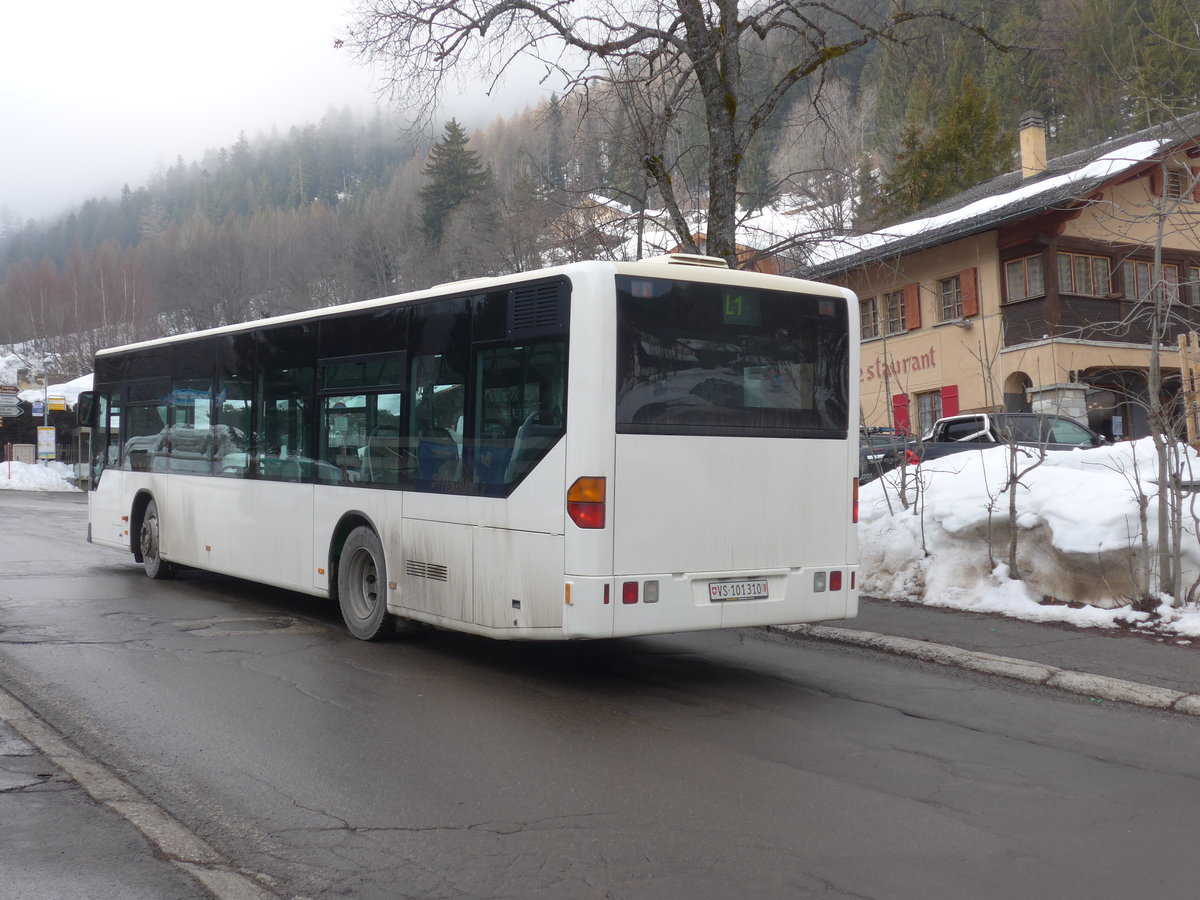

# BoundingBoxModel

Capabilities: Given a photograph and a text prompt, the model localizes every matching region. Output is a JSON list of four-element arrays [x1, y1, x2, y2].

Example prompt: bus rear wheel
[[139, 498, 175, 580], [338, 526, 391, 640]]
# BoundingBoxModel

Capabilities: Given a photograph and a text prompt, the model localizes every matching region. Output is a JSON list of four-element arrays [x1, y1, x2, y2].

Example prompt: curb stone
[[0, 685, 281, 900], [777, 624, 1200, 717]]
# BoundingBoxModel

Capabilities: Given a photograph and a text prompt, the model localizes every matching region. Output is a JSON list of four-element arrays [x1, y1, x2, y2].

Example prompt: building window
[[915, 390, 942, 435], [860, 297, 879, 340], [884, 290, 906, 334], [1123, 260, 1180, 303], [1165, 169, 1191, 201], [1190, 266, 1200, 305], [939, 275, 963, 321], [1005, 255, 1044, 301], [1057, 252, 1111, 297]]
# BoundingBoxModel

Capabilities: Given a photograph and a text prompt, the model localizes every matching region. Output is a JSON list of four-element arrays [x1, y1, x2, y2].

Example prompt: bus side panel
[[89, 469, 130, 551], [473, 528, 564, 630], [158, 474, 210, 566], [396, 518, 474, 623], [562, 265, 617, 580], [191, 479, 316, 593], [312, 486, 398, 594]]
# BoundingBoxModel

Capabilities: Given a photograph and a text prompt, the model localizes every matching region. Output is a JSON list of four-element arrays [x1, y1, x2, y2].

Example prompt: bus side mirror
[[77, 391, 96, 428]]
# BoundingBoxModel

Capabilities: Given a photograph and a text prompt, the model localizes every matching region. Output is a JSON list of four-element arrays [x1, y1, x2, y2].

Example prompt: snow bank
[[860, 438, 1200, 639], [0, 460, 80, 492]]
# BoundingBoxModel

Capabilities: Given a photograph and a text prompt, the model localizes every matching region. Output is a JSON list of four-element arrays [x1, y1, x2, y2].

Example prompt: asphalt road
[[1, 490, 1199, 899]]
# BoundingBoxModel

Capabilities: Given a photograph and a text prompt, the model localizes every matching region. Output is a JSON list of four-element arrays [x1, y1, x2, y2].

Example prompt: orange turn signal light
[[567, 476, 606, 529]]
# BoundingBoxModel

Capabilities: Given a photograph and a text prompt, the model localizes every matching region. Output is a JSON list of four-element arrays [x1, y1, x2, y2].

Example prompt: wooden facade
[[811, 119, 1200, 441]]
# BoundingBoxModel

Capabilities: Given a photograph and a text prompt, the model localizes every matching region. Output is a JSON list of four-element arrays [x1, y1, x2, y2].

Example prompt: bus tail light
[[567, 476, 606, 529], [852, 478, 859, 524], [622, 581, 638, 604]]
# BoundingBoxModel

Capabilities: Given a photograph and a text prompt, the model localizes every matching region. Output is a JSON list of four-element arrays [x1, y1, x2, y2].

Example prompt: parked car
[[915, 413, 1105, 465], [859, 427, 917, 484]]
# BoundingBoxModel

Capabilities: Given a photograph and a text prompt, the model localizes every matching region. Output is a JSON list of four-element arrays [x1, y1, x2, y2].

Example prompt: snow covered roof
[[803, 112, 1200, 278]]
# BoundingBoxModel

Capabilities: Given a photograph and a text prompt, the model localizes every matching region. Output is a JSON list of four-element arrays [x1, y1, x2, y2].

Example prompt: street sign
[[0, 384, 17, 395], [0, 405, 23, 418], [31, 400, 44, 417], [0, 399, 22, 414]]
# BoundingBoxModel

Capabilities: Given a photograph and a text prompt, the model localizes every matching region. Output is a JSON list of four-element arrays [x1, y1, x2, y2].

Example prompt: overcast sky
[[1, 1, 545, 224]]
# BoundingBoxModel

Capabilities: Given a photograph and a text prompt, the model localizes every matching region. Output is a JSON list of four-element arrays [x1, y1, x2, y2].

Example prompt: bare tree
[[769, 78, 873, 235], [1065, 129, 1200, 605], [340, 0, 1002, 266]]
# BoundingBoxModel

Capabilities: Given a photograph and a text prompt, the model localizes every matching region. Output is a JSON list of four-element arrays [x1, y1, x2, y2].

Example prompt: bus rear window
[[616, 275, 848, 437]]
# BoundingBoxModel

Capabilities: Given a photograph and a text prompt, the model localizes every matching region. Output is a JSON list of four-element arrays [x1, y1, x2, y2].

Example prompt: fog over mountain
[[1, 0, 550, 223]]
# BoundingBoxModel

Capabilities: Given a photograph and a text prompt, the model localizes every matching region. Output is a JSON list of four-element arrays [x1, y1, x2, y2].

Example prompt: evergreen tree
[[1056, 0, 1143, 147], [980, 0, 1054, 136], [544, 94, 566, 191], [1133, 0, 1200, 124], [739, 132, 777, 215], [874, 77, 1014, 225], [419, 119, 492, 244]]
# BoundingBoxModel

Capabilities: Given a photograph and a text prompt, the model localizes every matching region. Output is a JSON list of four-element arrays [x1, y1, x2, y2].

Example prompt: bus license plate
[[709, 579, 769, 601]]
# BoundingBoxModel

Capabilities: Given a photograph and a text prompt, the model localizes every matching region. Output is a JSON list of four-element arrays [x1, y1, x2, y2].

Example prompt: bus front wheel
[[338, 526, 391, 640], [139, 498, 175, 580]]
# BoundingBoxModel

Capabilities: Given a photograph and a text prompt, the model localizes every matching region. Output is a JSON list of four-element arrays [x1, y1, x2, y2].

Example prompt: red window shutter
[[892, 394, 911, 435], [1150, 168, 1164, 197], [903, 283, 921, 330], [960, 268, 979, 318], [1191, 166, 1200, 204], [941, 384, 960, 417]]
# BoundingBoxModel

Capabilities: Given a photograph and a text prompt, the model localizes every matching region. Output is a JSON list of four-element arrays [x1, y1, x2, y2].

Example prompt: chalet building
[[804, 112, 1200, 441]]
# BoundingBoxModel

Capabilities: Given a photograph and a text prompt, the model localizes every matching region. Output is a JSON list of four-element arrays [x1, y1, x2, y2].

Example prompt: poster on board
[[37, 426, 55, 460]]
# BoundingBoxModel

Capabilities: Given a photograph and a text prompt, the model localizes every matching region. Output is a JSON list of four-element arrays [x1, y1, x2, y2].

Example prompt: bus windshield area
[[615, 276, 849, 438]]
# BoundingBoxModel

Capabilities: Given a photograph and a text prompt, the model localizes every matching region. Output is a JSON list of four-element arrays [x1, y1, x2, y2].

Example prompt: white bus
[[81, 256, 859, 641]]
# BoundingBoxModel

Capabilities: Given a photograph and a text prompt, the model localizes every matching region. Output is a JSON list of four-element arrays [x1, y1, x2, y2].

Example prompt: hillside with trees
[[1, 0, 1195, 377]]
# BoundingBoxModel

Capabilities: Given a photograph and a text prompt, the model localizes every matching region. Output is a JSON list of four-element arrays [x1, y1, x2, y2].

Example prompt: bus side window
[[167, 377, 214, 475], [104, 391, 121, 471], [256, 369, 314, 482], [408, 297, 469, 492], [215, 376, 253, 478], [123, 379, 170, 472], [472, 340, 566, 489], [409, 360, 464, 488]]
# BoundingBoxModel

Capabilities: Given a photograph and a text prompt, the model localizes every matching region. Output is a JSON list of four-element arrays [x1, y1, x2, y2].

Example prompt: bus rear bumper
[[563, 567, 858, 639]]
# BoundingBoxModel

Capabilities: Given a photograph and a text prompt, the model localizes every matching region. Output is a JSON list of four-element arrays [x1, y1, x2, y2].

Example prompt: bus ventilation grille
[[508, 283, 565, 336], [405, 560, 449, 582]]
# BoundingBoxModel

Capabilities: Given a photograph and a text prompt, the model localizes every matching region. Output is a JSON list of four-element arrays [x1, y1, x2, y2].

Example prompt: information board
[[37, 426, 55, 460]]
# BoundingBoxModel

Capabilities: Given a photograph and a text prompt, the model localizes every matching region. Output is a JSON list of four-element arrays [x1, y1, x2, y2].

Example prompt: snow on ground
[[861, 437, 1200, 641], [0, 460, 80, 492]]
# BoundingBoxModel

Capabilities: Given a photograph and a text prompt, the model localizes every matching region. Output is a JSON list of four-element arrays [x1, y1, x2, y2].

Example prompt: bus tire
[[139, 498, 175, 580], [338, 526, 391, 640]]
